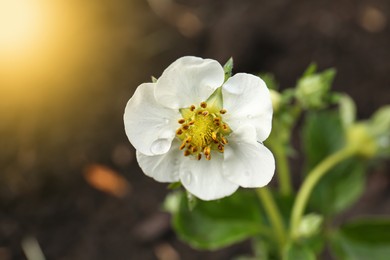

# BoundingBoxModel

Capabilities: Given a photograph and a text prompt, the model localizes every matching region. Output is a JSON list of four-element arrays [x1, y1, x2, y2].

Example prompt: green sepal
[[223, 57, 233, 82], [302, 63, 317, 77], [205, 87, 223, 113], [167, 181, 181, 190]]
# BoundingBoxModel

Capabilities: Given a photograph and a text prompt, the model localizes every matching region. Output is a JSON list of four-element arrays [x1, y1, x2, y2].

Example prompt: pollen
[[176, 101, 231, 160]]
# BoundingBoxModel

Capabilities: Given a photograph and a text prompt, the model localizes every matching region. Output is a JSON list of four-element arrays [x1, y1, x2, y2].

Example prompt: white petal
[[124, 83, 181, 156], [179, 153, 239, 201], [222, 73, 273, 142], [223, 125, 275, 188], [155, 56, 225, 109], [136, 140, 181, 182]]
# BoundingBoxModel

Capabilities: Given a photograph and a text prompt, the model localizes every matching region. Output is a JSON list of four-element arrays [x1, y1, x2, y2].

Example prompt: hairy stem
[[256, 187, 287, 247], [289, 146, 357, 238]]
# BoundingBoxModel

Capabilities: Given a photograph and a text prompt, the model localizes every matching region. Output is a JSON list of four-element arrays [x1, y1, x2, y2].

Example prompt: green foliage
[[368, 105, 390, 157], [295, 65, 336, 109], [338, 94, 356, 129], [330, 218, 390, 260], [283, 242, 316, 260], [169, 190, 268, 250], [302, 111, 366, 216], [167, 181, 181, 190], [296, 214, 323, 239], [162, 62, 390, 259], [223, 57, 233, 82], [260, 73, 279, 90]]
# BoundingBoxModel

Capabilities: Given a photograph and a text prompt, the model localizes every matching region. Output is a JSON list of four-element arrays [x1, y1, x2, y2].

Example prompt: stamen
[[176, 100, 231, 161], [221, 137, 228, 144], [204, 146, 211, 156], [179, 141, 186, 150]]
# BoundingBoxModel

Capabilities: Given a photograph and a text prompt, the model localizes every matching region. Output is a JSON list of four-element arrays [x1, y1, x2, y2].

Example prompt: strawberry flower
[[124, 56, 275, 200]]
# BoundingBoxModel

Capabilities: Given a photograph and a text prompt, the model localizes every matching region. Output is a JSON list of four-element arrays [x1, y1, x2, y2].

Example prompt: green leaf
[[171, 190, 268, 250], [302, 111, 366, 216], [223, 57, 233, 82], [330, 218, 390, 260], [283, 242, 316, 260]]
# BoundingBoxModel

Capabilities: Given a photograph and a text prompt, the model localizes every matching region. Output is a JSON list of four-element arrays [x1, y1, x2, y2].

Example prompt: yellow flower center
[[176, 101, 231, 160]]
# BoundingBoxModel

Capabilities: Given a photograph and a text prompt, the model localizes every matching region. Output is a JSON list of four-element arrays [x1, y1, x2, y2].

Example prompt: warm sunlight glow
[[0, 0, 137, 112], [0, 1, 109, 104], [0, 0, 44, 54]]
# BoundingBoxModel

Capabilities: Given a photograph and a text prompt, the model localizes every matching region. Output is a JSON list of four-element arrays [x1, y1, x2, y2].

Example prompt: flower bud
[[296, 214, 323, 239], [347, 123, 377, 158], [295, 68, 336, 109], [368, 105, 390, 157]]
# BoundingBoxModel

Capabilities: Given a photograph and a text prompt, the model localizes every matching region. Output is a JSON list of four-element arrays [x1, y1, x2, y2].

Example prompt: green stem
[[256, 187, 287, 247], [289, 146, 357, 238], [272, 143, 293, 196]]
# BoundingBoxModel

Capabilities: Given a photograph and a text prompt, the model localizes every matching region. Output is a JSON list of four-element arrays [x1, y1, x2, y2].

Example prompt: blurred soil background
[[0, 0, 389, 259]]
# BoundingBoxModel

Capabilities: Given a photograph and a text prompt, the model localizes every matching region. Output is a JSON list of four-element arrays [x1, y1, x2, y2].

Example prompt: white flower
[[124, 56, 275, 201]]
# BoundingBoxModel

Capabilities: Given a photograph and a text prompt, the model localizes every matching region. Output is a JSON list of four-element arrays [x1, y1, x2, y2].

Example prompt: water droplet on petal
[[183, 171, 193, 185], [247, 114, 253, 119], [150, 138, 171, 155], [163, 118, 170, 124]]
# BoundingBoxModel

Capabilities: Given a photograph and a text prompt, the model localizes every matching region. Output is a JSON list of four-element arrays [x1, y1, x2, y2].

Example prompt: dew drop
[[150, 138, 171, 154], [247, 114, 253, 119], [163, 118, 170, 124], [183, 171, 193, 185]]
